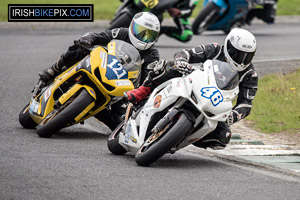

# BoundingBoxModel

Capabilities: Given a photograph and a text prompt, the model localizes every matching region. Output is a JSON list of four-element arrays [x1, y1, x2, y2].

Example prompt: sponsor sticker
[[130, 136, 137, 143], [153, 95, 162, 108], [44, 87, 52, 102], [116, 80, 131, 86]]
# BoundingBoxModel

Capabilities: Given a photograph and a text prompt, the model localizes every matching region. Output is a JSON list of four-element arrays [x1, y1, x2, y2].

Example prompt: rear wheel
[[192, 2, 220, 35], [19, 104, 38, 129], [135, 113, 193, 166], [107, 122, 127, 155], [37, 89, 94, 138]]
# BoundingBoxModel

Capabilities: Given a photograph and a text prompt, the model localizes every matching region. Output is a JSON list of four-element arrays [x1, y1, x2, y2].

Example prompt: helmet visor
[[130, 21, 159, 43], [227, 41, 255, 65]]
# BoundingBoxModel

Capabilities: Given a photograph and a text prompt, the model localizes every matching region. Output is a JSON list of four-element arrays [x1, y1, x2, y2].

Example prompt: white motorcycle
[[107, 60, 239, 166]]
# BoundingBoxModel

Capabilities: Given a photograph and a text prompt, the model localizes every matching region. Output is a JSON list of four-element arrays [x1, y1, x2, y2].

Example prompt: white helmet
[[128, 12, 160, 50], [224, 28, 256, 71]]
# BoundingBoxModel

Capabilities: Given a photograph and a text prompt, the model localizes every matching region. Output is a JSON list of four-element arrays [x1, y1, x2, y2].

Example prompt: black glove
[[76, 32, 96, 48], [38, 65, 60, 83], [226, 110, 244, 125]]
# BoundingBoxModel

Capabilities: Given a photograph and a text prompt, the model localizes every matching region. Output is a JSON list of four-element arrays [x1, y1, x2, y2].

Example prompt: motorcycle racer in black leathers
[[160, 0, 199, 42], [125, 28, 258, 149], [38, 12, 161, 130], [246, 0, 278, 25]]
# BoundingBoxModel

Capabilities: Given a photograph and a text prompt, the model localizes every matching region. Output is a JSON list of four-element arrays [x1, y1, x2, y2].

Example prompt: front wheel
[[19, 104, 38, 129], [37, 89, 94, 138], [192, 2, 220, 35], [135, 113, 193, 166], [107, 122, 127, 155]]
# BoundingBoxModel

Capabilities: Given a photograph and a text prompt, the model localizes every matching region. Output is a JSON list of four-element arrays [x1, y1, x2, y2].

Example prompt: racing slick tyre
[[135, 113, 193, 166], [107, 122, 127, 155], [192, 2, 220, 35], [37, 89, 94, 138], [19, 104, 38, 129]]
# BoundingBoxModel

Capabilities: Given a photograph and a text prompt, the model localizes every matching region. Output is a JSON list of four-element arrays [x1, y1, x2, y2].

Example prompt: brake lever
[[32, 80, 45, 98]]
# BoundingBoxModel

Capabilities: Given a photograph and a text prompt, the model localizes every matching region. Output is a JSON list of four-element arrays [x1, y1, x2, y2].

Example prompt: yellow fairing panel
[[90, 45, 135, 97]]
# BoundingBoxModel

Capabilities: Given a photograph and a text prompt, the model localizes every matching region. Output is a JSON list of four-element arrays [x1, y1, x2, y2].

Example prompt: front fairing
[[28, 40, 142, 124], [187, 60, 239, 121]]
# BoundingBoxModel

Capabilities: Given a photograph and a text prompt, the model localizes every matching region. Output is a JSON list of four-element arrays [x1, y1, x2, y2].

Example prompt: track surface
[[1, 22, 300, 199]]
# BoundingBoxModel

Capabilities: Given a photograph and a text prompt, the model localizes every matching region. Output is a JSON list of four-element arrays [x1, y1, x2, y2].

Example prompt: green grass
[[1, 0, 300, 21], [247, 69, 300, 133]]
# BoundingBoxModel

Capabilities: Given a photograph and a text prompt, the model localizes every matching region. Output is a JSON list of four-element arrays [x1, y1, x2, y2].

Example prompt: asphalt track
[[1, 19, 300, 199]]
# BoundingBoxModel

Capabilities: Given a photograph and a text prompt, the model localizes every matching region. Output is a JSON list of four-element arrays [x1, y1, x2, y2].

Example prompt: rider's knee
[[179, 31, 193, 43]]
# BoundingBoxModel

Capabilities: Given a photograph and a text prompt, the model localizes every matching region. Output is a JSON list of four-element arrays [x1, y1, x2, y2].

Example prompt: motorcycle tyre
[[19, 104, 38, 129], [192, 2, 220, 35], [37, 89, 94, 138], [108, 12, 132, 30], [107, 122, 127, 155], [135, 113, 193, 166]]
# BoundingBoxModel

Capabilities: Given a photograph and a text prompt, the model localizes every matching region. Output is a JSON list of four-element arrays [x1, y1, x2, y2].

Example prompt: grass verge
[[247, 68, 300, 133]]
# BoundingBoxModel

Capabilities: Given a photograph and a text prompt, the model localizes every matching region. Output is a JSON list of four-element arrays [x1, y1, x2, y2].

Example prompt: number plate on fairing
[[200, 86, 223, 106], [105, 54, 128, 80]]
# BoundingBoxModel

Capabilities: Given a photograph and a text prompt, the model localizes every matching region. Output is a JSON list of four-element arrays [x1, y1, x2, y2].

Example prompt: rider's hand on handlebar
[[174, 60, 193, 75], [75, 32, 96, 49], [76, 38, 92, 48]]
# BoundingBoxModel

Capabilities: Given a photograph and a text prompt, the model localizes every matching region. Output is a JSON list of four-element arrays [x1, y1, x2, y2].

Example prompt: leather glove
[[153, 60, 168, 73], [226, 110, 244, 125], [174, 60, 193, 75], [76, 32, 96, 48], [168, 8, 182, 17]]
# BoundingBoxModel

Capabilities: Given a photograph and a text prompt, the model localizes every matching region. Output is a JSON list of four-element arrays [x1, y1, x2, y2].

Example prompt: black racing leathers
[[174, 43, 258, 123], [143, 43, 258, 148], [245, 0, 278, 25], [160, 0, 199, 42], [57, 28, 160, 84]]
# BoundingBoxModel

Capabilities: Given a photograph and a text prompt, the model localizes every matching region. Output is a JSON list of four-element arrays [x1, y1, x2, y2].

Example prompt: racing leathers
[[160, 0, 199, 42], [40, 28, 159, 84], [39, 28, 160, 130], [245, 0, 278, 25], [128, 43, 258, 149]]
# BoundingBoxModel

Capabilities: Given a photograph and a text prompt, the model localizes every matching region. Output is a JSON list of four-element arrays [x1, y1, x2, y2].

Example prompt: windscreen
[[111, 40, 142, 72], [212, 60, 239, 90]]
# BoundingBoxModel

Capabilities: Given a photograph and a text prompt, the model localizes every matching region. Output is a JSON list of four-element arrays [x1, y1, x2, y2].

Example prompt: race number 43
[[200, 87, 223, 106]]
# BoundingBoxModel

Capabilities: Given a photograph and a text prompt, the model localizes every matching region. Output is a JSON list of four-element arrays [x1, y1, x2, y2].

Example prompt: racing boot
[[124, 85, 151, 104], [193, 122, 231, 150], [38, 56, 66, 83]]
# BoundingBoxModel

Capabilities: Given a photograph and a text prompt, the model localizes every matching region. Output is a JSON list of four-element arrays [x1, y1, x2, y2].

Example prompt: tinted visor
[[227, 41, 255, 65], [131, 21, 158, 43]]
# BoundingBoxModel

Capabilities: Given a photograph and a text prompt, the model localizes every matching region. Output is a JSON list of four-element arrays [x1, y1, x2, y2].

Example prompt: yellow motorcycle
[[19, 40, 142, 138]]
